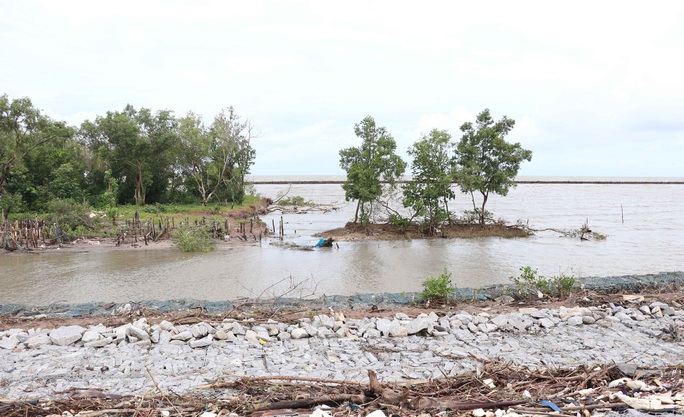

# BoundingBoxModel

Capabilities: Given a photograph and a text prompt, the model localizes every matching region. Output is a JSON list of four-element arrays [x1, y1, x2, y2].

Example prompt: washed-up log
[[252, 394, 366, 412], [411, 397, 528, 411]]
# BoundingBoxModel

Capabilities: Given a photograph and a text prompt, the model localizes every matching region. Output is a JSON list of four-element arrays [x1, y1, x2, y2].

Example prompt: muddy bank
[[318, 222, 530, 241]]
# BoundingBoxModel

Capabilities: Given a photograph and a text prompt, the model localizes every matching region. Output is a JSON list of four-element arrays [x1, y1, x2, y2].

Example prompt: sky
[[2, 1, 683, 177]]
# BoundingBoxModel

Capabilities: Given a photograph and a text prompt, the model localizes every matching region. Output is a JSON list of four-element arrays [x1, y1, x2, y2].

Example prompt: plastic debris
[[612, 392, 677, 410], [310, 408, 332, 417], [539, 400, 562, 412]]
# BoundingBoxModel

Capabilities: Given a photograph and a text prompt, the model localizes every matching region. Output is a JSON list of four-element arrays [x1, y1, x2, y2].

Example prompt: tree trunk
[[135, 161, 145, 206], [354, 200, 361, 224], [479, 192, 488, 226]]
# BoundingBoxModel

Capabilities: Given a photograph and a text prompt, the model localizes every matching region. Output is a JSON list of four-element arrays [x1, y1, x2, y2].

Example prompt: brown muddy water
[[1, 177, 683, 306]]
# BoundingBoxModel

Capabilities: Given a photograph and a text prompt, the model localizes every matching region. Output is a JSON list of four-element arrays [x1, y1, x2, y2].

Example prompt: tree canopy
[[178, 107, 256, 205], [402, 129, 456, 232], [0, 94, 73, 220], [339, 116, 406, 225], [454, 108, 532, 225], [0, 93, 258, 219]]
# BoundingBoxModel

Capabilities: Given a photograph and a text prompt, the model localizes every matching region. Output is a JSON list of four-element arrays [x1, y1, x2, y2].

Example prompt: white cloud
[[3, 1, 684, 176]]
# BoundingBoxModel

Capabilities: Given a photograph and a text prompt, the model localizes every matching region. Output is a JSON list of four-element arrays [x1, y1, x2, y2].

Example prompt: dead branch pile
[[2, 360, 682, 417]]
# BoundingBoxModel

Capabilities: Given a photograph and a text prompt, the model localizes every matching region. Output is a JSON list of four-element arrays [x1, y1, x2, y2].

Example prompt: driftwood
[[2, 361, 682, 416]]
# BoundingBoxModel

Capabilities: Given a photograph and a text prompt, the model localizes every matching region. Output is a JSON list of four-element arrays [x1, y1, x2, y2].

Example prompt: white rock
[[291, 328, 309, 339], [189, 335, 213, 348], [84, 337, 113, 348], [490, 315, 508, 327], [127, 325, 150, 341], [49, 325, 86, 346], [232, 323, 246, 335], [26, 334, 52, 348], [171, 330, 193, 341], [0, 336, 19, 350], [406, 318, 430, 335], [567, 316, 584, 326], [388, 326, 408, 337], [376, 318, 393, 335], [214, 330, 229, 340], [81, 330, 101, 343], [539, 318, 555, 328]]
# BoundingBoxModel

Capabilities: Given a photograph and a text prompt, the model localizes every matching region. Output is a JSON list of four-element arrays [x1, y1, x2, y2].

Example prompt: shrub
[[278, 195, 308, 206], [388, 214, 410, 228], [45, 199, 100, 240], [460, 209, 494, 225], [173, 223, 216, 252], [510, 266, 576, 299], [419, 268, 454, 302]]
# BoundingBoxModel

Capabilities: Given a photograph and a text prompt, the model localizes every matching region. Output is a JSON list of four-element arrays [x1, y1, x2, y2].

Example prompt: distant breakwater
[[251, 179, 684, 185]]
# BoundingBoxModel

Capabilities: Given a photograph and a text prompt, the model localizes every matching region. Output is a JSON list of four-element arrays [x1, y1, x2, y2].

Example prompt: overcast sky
[[2, 1, 683, 177]]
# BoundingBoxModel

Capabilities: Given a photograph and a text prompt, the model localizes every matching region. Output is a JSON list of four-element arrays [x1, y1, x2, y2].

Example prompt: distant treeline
[[0, 93, 256, 221]]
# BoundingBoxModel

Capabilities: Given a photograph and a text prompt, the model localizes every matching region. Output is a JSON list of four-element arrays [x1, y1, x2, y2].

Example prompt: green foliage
[[0, 94, 73, 218], [142, 203, 168, 214], [388, 213, 410, 228], [419, 268, 454, 302], [402, 129, 456, 233], [177, 108, 255, 206], [49, 163, 84, 201], [82, 105, 181, 206], [592, 231, 608, 240], [45, 199, 100, 240], [0, 192, 24, 220], [460, 209, 495, 225], [510, 266, 577, 299], [278, 195, 308, 206], [454, 109, 532, 225], [173, 222, 216, 252], [339, 116, 406, 225]]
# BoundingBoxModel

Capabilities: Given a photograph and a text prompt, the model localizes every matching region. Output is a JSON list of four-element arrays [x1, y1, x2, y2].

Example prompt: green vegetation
[[172, 223, 217, 253], [402, 129, 456, 234], [419, 268, 454, 302], [277, 195, 309, 206], [338, 109, 533, 234], [339, 116, 406, 226], [454, 109, 533, 225], [0, 93, 256, 228], [45, 199, 101, 236], [509, 266, 576, 299]]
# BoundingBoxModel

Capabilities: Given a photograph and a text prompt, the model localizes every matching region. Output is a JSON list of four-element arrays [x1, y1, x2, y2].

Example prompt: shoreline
[[2, 271, 682, 321], [1, 281, 683, 415], [1, 272, 682, 416]]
